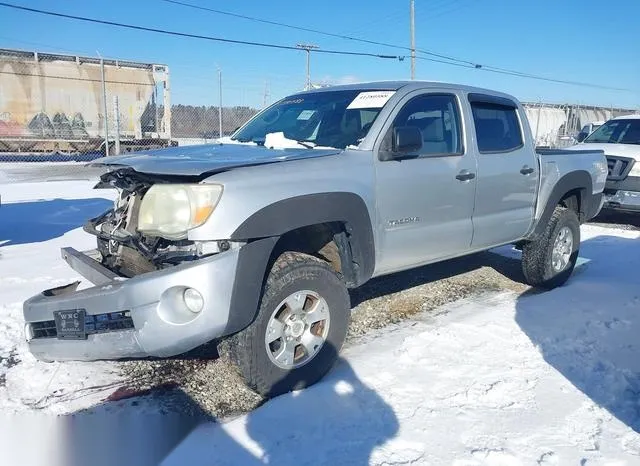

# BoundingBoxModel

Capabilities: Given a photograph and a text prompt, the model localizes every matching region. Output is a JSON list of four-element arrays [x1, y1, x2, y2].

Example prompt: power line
[[0, 2, 403, 61], [412, 56, 629, 91], [0, 1, 631, 93], [158, 0, 477, 66], [157, 0, 631, 92]]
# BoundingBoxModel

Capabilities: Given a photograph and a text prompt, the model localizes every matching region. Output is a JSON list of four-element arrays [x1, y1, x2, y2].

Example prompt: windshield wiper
[[291, 139, 316, 149]]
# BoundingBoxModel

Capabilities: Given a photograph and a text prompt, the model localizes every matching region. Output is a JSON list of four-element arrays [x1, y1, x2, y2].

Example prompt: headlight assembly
[[137, 184, 223, 239]]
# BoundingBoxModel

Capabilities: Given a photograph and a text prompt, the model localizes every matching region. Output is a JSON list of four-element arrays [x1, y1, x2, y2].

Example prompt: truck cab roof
[[293, 80, 521, 103]]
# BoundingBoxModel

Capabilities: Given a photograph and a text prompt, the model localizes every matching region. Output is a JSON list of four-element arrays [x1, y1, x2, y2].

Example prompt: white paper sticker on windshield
[[297, 110, 316, 120], [346, 91, 396, 109]]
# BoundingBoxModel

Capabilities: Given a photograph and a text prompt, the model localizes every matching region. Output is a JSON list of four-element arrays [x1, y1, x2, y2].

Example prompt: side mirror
[[392, 126, 423, 153], [576, 132, 587, 142]]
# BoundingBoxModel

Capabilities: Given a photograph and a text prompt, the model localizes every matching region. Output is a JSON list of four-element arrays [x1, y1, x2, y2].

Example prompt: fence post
[[99, 54, 109, 156], [218, 67, 223, 140], [535, 101, 542, 145], [113, 95, 121, 156]]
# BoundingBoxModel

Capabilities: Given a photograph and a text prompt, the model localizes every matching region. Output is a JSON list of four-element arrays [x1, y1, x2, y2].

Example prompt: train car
[[0, 47, 174, 156]]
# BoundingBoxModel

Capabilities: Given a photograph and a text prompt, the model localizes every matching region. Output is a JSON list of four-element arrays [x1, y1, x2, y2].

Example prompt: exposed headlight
[[629, 161, 640, 177], [138, 184, 223, 239]]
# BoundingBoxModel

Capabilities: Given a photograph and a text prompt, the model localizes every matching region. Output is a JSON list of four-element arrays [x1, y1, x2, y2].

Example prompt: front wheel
[[522, 206, 581, 289], [219, 251, 350, 397]]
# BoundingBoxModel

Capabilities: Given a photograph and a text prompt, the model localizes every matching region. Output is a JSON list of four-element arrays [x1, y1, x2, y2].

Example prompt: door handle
[[456, 170, 476, 181], [520, 165, 535, 175]]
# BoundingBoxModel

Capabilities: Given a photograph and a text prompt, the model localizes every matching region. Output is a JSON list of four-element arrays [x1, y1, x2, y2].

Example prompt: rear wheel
[[220, 251, 350, 397], [522, 206, 580, 289]]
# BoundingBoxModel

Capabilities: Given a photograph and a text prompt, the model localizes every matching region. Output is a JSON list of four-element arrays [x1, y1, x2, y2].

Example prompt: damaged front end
[[85, 168, 231, 278], [22, 167, 243, 362]]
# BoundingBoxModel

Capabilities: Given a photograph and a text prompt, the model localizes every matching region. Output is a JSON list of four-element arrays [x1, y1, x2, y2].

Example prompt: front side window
[[471, 102, 523, 152], [583, 119, 640, 145], [231, 89, 394, 149], [391, 94, 463, 156]]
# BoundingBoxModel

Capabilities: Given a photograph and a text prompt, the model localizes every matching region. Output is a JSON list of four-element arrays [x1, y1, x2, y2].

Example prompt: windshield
[[231, 89, 395, 149], [583, 118, 640, 144]]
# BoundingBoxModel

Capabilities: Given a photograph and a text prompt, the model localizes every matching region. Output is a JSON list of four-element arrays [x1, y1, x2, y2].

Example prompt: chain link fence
[[0, 48, 264, 183]]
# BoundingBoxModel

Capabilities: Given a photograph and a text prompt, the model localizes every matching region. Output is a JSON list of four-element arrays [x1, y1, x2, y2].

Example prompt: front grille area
[[31, 320, 57, 339], [85, 311, 134, 334], [30, 311, 134, 339], [606, 156, 632, 181]]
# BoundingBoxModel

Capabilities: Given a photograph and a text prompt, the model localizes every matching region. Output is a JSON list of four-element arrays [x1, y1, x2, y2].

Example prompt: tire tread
[[522, 205, 580, 289], [220, 251, 349, 396]]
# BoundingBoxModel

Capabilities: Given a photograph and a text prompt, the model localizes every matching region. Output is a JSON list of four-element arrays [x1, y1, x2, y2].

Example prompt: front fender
[[230, 192, 375, 285]]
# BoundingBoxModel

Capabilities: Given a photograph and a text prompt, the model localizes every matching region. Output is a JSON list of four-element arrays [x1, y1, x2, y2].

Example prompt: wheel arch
[[224, 192, 375, 336], [529, 170, 593, 240], [230, 192, 375, 285]]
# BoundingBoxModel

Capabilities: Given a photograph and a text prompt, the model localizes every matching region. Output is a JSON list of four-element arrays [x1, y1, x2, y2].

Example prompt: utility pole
[[263, 80, 270, 108], [217, 66, 223, 140], [297, 44, 318, 90], [535, 100, 542, 144], [410, 0, 416, 80], [98, 52, 109, 155]]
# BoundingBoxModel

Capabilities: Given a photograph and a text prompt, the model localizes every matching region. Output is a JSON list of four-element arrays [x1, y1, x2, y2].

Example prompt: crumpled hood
[[89, 143, 343, 176], [565, 143, 640, 161]]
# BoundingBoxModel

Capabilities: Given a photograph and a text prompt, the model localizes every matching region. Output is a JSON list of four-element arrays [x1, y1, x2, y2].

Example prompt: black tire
[[522, 206, 581, 289], [220, 251, 350, 397]]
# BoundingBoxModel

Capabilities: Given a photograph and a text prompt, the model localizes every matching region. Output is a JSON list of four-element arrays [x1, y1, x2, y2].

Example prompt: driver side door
[[373, 90, 477, 275]]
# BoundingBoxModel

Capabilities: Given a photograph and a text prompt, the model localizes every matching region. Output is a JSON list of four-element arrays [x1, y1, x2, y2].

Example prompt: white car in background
[[567, 115, 640, 213]]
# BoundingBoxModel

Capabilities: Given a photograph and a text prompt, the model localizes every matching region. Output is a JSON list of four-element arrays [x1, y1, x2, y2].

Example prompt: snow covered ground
[[0, 180, 123, 414], [1, 179, 640, 465]]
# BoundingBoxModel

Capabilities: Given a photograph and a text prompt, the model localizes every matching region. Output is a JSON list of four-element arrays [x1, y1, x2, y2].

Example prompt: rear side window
[[471, 102, 523, 153]]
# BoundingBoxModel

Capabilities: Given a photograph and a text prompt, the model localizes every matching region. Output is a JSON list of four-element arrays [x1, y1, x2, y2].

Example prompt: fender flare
[[530, 170, 594, 239], [230, 192, 375, 284], [223, 192, 375, 335]]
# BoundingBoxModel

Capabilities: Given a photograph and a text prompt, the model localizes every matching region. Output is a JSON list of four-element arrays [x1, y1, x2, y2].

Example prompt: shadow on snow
[[515, 233, 640, 433], [0, 198, 112, 246], [64, 355, 398, 466], [159, 356, 399, 466]]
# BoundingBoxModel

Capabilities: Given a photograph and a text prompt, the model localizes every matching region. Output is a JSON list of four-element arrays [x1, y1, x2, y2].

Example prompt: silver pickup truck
[[23, 81, 608, 397]]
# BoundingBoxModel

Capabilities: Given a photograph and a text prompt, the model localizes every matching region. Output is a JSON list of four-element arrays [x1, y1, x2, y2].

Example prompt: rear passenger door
[[468, 93, 538, 248]]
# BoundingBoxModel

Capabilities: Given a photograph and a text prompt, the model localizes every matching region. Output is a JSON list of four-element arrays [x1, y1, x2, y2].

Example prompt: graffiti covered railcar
[[0, 48, 173, 156]]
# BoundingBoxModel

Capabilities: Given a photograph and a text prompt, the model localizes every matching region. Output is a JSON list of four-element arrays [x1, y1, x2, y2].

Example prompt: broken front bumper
[[23, 247, 240, 361]]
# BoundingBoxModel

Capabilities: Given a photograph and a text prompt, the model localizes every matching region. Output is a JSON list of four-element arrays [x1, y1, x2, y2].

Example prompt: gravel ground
[[118, 249, 531, 420]]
